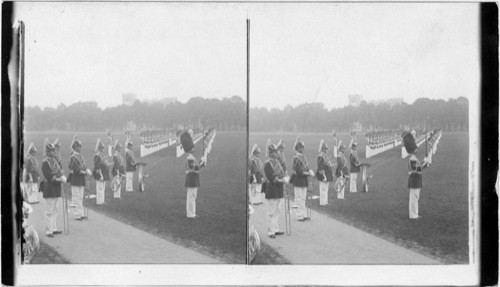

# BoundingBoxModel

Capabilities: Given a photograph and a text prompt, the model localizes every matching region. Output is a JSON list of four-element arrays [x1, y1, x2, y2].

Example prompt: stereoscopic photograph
[[13, 2, 248, 265], [6, 1, 488, 286]]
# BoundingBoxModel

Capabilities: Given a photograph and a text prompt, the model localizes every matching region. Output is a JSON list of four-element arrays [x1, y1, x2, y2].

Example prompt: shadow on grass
[[29, 241, 70, 264], [251, 242, 291, 265]]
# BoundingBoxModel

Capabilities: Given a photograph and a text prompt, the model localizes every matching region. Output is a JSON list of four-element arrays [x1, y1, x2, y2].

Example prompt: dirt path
[[28, 200, 221, 263], [251, 198, 440, 264]]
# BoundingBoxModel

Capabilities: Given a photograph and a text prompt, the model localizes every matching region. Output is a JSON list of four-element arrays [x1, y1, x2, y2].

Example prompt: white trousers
[[294, 187, 307, 219], [350, 172, 358, 192], [186, 187, 198, 217], [113, 175, 122, 198], [96, 180, 106, 204], [44, 197, 60, 234], [409, 188, 420, 218], [126, 172, 134, 192], [249, 183, 263, 204], [27, 182, 39, 203], [266, 198, 283, 235], [71, 186, 85, 218], [319, 181, 329, 205], [333, 146, 338, 158]]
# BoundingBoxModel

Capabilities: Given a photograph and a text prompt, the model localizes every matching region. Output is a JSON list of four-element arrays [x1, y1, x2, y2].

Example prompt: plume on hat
[[53, 138, 60, 148], [95, 138, 104, 152], [294, 136, 304, 151], [265, 139, 272, 157], [114, 139, 121, 149], [28, 142, 36, 154], [70, 135, 77, 153], [318, 139, 327, 153], [250, 143, 260, 157], [43, 138, 49, 156], [277, 139, 285, 149]]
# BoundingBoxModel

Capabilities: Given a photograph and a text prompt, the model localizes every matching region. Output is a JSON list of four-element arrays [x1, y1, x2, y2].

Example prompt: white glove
[[60, 175, 67, 183], [308, 170, 315, 177], [86, 169, 92, 176]]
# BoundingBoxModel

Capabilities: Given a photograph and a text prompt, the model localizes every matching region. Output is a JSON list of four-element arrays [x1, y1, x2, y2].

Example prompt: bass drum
[[248, 224, 261, 264]]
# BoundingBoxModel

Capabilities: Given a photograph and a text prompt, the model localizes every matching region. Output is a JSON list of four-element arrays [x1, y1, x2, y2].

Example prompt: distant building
[[122, 93, 137, 106], [348, 94, 363, 107]]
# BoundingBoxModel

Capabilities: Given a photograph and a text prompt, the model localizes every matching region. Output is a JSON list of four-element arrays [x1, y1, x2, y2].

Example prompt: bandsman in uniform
[[316, 139, 334, 206], [112, 140, 126, 198], [41, 143, 66, 237], [292, 137, 314, 221], [349, 142, 361, 193], [68, 137, 90, 221], [263, 140, 287, 238], [181, 131, 206, 218], [23, 143, 40, 204], [249, 144, 264, 205], [404, 131, 428, 219], [94, 138, 110, 205], [335, 144, 349, 199], [125, 140, 137, 192]]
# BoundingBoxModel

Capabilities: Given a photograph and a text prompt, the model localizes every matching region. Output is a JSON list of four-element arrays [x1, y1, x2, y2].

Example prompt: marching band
[[24, 127, 216, 238]]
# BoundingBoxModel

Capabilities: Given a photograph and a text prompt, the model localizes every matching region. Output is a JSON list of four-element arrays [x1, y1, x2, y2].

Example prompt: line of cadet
[[22, 136, 140, 238], [248, 132, 362, 239]]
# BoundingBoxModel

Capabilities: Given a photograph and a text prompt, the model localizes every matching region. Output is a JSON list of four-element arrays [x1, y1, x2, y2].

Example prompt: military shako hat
[[180, 131, 195, 153]]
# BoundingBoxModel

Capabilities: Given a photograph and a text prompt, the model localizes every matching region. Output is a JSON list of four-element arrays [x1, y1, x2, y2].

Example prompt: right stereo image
[[247, 3, 476, 265]]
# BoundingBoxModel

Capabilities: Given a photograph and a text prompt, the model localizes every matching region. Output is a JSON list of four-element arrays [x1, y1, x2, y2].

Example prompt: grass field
[[24, 131, 247, 263], [249, 132, 469, 264]]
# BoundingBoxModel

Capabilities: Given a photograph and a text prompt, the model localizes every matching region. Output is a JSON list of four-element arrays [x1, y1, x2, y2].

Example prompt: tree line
[[250, 97, 469, 133], [24, 96, 246, 132]]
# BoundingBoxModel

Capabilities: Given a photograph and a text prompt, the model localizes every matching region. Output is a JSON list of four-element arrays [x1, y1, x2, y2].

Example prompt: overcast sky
[[14, 2, 247, 108], [14, 3, 479, 110], [248, 3, 479, 109]]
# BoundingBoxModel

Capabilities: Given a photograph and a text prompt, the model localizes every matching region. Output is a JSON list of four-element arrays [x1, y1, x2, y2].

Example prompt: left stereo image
[[12, 2, 248, 264]]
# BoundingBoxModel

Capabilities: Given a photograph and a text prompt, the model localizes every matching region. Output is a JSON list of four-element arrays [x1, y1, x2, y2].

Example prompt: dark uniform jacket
[[249, 156, 263, 184], [292, 153, 310, 188], [349, 150, 361, 173], [112, 151, 126, 177], [41, 157, 63, 198], [185, 153, 200, 188], [316, 152, 334, 182], [336, 153, 349, 178], [94, 151, 110, 181], [125, 148, 137, 172], [24, 155, 39, 182], [54, 151, 63, 169], [68, 152, 86, 186], [263, 157, 284, 199], [407, 154, 423, 189]]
